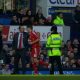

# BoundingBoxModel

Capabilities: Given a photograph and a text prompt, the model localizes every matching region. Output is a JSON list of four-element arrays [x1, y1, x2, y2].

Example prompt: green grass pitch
[[0, 75, 80, 80]]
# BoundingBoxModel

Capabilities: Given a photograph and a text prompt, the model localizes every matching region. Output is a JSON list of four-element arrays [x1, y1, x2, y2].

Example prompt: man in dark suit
[[12, 26, 29, 74]]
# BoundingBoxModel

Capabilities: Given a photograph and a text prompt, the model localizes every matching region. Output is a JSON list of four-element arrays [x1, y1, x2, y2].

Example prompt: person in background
[[12, 26, 30, 74], [70, 59, 76, 68], [46, 25, 63, 74], [72, 38, 80, 54], [10, 15, 19, 25], [45, 17, 52, 26], [73, 38, 80, 48], [76, 59, 80, 68], [74, 5, 80, 25], [2, 64, 12, 74], [39, 54, 49, 69], [17, 9, 27, 25], [22, 9, 32, 25], [62, 56, 71, 68], [74, 47, 80, 59], [26, 9, 32, 19], [35, 9, 46, 23], [66, 40, 73, 53], [0, 26, 3, 54], [52, 12, 64, 26], [0, 44, 11, 66], [27, 25, 40, 74], [38, 18, 45, 25], [0, 26, 3, 73]]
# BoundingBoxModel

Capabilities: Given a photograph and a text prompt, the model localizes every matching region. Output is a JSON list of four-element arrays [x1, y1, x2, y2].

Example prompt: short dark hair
[[19, 26, 24, 29], [51, 25, 57, 32], [27, 25, 33, 30]]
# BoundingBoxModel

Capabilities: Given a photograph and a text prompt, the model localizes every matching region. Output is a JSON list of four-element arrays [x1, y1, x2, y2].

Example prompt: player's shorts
[[31, 47, 40, 58]]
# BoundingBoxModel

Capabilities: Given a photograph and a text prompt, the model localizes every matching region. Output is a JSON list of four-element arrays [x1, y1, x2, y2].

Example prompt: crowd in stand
[[10, 9, 52, 26], [0, 5, 80, 26], [0, 5, 79, 26], [0, 8, 52, 25], [0, 38, 80, 74]]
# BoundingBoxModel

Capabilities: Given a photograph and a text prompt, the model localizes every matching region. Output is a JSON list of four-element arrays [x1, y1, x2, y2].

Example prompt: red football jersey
[[29, 31, 40, 48]]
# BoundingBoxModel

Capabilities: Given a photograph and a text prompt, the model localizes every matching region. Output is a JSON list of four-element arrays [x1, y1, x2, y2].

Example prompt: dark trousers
[[49, 56, 63, 74], [13, 49, 28, 74]]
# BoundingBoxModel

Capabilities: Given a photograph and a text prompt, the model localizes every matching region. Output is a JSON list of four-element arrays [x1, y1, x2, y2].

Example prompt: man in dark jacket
[[10, 15, 19, 25], [12, 26, 30, 74]]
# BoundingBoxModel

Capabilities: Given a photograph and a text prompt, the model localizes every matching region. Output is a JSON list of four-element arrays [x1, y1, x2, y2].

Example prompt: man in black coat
[[10, 15, 19, 25], [12, 26, 30, 74]]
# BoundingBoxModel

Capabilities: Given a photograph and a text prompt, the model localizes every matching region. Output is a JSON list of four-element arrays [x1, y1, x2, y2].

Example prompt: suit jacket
[[12, 32, 29, 51]]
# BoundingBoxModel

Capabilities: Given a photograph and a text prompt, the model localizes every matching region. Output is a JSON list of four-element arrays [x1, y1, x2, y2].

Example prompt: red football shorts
[[31, 47, 40, 57]]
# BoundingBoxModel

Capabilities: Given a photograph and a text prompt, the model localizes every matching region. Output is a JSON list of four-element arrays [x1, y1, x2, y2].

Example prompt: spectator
[[73, 48, 80, 59], [22, 16, 31, 25], [74, 5, 80, 25], [73, 38, 80, 47], [52, 12, 65, 26], [61, 41, 67, 55], [22, 9, 32, 25], [38, 18, 45, 25], [10, 15, 19, 25], [0, 45, 11, 65], [45, 17, 52, 25], [72, 38, 80, 53], [27, 9, 32, 18], [30, 16, 35, 25], [76, 59, 80, 68], [39, 54, 49, 68], [2, 64, 12, 74], [68, 52, 74, 59], [70, 59, 76, 68], [35, 9, 46, 23], [66, 40, 73, 52], [39, 54, 45, 67], [0, 26, 3, 54], [63, 57, 70, 68], [62, 41, 65, 48], [42, 50, 47, 61], [17, 9, 26, 25]]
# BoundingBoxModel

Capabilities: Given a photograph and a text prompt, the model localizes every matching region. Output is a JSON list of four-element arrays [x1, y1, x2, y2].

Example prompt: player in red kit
[[27, 25, 40, 74]]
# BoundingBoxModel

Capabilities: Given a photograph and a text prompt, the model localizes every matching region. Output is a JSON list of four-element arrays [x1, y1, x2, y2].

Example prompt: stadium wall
[[2, 26, 70, 43]]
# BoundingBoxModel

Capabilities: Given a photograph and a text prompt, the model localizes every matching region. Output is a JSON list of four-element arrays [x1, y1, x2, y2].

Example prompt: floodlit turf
[[0, 75, 80, 80]]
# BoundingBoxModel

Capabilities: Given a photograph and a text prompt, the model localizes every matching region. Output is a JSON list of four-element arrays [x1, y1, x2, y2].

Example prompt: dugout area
[[0, 75, 80, 80]]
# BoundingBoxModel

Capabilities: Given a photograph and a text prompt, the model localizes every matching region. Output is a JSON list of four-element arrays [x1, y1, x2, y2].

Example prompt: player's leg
[[21, 49, 28, 74], [13, 50, 20, 74], [49, 56, 54, 74], [31, 48, 40, 74], [56, 56, 63, 74]]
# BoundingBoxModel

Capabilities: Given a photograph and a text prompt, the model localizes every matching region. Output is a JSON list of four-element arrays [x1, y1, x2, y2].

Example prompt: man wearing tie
[[12, 26, 29, 74]]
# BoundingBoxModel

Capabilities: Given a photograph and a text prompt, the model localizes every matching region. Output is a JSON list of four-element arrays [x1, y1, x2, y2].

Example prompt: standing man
[[27, 25, 40, 74], [12, 26, 29, 74], [52, 12, 64, 26], [0, 26, 3, 54], [46, 25, 63, 74]]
